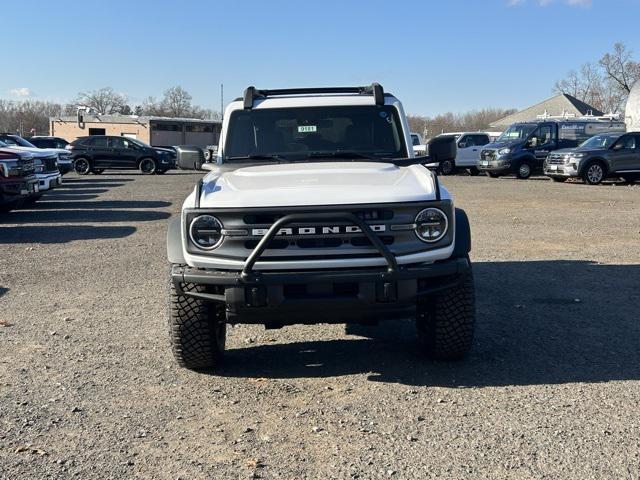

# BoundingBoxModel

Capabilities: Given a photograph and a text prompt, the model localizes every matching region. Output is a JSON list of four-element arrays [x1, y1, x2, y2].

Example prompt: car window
[[109, 137, 125, 149], [473, 135, 489, 146], [616, 135, 636, 150], [88, 137, 109, 147], [458, 135, 471, 147]]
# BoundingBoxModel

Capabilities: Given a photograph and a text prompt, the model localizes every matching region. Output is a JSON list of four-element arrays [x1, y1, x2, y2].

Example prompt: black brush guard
[[171, 212, 469, 325]]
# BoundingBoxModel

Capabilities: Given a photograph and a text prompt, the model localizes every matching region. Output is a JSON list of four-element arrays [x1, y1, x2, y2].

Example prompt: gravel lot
[[1, 171, 639, 480]]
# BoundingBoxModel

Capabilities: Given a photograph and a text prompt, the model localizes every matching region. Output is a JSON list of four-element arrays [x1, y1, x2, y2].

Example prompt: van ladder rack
[[243, 83, 385, 109]]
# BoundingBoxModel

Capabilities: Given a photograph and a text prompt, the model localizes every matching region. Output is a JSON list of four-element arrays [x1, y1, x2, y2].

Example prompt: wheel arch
[[578, 157, 608, 176], [452, 208, 472, 258], [167, 217, 186, 264]]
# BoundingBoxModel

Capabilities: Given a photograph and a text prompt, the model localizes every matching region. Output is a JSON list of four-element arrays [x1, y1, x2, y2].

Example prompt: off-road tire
[[168, 275, 226, 370], [416, 264, 475, 360]]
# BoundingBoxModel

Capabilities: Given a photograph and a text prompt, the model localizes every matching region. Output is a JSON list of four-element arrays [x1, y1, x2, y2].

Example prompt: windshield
[[224, 105, 407, 161], [497, 124, 537, 143], [127, 137, 150, 148], [0, 135, 36, 148], [578, 134, 619, 149]]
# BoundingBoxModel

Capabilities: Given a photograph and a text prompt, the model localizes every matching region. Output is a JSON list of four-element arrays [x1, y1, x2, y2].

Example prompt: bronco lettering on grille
[[251, 225, 386, 236]]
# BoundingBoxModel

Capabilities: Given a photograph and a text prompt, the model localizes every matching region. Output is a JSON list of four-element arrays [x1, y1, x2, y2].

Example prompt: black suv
[[67, 136, 176, 175], [28, 136, 69, 149]]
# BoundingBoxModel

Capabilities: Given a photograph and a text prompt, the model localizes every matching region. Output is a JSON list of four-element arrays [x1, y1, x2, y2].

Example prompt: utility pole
[[220, 84, 224, 120]]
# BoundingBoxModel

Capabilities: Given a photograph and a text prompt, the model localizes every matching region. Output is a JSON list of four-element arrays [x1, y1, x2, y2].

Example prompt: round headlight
[[189, 215, 224, 250], [414, 208, 448, 243]]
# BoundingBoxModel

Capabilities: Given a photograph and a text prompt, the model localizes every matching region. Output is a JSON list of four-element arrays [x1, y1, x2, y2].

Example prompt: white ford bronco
[[167, 84, 475, 370]]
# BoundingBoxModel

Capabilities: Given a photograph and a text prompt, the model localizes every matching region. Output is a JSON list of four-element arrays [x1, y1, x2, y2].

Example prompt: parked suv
[[167, 84, 475, 370], [436, 132, 490, 175], [0, 133, 72, 175], [544, 132, 640, 184], [478, 118, 626, 179], [0, 150, 38, 212], [67, 136, 176, 175], [27, 136, 74, 174]]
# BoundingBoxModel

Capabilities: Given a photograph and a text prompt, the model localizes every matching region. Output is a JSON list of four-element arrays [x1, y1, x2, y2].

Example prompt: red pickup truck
[[0, 150, 39, 213]]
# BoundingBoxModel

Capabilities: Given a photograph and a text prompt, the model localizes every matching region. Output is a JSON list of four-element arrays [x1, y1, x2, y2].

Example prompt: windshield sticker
[[298, 125, 317, 133]]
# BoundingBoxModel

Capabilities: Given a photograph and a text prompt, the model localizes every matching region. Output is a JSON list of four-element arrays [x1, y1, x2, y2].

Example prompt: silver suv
[[544, 132, 640, 185]]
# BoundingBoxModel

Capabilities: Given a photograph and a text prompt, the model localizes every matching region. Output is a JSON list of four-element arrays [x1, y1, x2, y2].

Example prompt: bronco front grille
[[185, 201, 454, 262]]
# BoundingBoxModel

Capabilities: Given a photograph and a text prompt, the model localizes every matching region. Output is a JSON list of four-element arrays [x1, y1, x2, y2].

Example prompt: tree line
[[0, 86, 220, 137]]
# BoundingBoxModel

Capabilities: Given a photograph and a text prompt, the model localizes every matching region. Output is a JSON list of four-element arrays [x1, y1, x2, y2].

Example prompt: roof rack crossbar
[[243, 83, 385, 109]]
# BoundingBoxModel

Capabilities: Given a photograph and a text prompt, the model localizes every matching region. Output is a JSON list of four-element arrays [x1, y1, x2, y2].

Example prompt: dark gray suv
[[544, 132, 640, 185]]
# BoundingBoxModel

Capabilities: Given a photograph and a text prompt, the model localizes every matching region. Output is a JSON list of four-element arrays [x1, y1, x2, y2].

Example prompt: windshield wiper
[[225, 154, 291, 162], [304, 151, 387, 161]]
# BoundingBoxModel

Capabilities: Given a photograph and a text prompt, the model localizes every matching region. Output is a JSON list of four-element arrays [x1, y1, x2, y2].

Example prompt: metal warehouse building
[[49, 115, 222, 148]]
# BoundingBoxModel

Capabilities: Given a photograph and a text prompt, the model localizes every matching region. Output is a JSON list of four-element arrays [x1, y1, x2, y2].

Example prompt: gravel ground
[[1, 171, 639, 480]]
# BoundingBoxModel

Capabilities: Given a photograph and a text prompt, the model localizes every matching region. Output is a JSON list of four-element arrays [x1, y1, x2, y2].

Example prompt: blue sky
[[2, 0, 639, 116]]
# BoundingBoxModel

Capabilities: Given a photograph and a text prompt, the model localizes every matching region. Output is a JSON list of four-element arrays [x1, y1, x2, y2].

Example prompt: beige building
[[50, 114, 222, 147]]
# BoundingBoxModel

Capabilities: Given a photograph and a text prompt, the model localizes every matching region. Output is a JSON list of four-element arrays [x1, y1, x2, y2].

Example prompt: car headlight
[[35, 161, 44, 173], [414, 208, 448, 243], [498, 148, 511, 155], [569, 153, 586, 159], [189, 215, 224, 250]]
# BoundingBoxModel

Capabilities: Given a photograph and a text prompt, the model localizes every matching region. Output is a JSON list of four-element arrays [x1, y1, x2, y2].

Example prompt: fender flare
[[452, 208, 472, 258], [167, 217, 186, 264]]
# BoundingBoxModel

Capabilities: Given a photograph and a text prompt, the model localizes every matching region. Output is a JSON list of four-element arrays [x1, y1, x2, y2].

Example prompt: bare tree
[[73, 87, 128, 114], [554, 42, 640, 115], [161, 86, 192, 117], [407, 108, 516, 140], [600, 42, 640, 94]]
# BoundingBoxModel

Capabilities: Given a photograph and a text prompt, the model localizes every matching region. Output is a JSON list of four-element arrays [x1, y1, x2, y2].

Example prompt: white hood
[[198, 162, 439, 208]]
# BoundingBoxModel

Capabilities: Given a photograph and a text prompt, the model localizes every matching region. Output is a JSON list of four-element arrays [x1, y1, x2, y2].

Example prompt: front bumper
[[37, 171, 62, 191], [477, 158, 511, 173], [544, 162, 580, 178], [172, 256, 470, 325], [1, 175, 39, 199]]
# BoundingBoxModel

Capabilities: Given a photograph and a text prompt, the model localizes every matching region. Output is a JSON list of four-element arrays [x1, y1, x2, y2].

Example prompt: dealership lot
[[1, 172, 639, 479]]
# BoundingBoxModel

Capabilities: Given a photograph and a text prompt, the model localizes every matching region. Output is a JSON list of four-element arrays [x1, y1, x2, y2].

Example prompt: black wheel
[[168, 275, 226, 370], [91, 168, 104, 175], [487, 172, 500, 178], [74, 158, 91, 175], [582, 161, 605, 185], [139, 158, 157, 175], [551, 177, 568, 183], [516, 161, 532, 179], [416, 263, 475, 360], [439, 159, 456, 175], [468, 167, 480, 176]]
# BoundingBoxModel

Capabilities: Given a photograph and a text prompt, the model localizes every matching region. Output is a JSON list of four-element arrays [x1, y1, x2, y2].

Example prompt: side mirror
[[612, 143, 624, 151], [458, 142, 467, 149]]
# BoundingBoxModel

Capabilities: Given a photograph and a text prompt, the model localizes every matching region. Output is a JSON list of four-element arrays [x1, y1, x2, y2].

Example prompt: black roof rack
[[242, 83, 385, 109]]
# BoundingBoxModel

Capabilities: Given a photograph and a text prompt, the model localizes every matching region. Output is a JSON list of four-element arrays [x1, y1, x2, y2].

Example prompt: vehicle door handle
[[472, 149, 477, 151]]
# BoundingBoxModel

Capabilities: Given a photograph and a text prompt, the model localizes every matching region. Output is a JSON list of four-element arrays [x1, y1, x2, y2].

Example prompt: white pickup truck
[[166, 84, 475, 370]]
